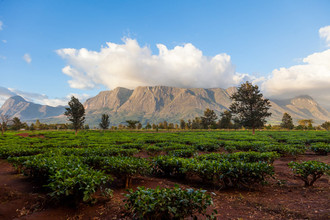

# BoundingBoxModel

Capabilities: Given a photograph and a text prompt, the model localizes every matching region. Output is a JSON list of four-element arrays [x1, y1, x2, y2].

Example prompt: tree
[[64, 96, 85, 135], [201, 108, 218, 129], [229, 81, 272, 134], [145, 122, 151, 129], [137, 122, 142, 130], [11, 117, 23, 131], [180, 119, 186, 130], [192, 117, 202, 129], [218, 110, 233, 129], [126, 120, 139, 129], [298, 119, 314, 130], [280, 113, 294, 129], [99, 114, 110, 130], [321, 121, 330, 131], [0, 114, 11, 135]]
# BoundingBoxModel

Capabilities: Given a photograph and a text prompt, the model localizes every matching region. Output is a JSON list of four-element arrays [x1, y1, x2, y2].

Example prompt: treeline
[[2, 118, 91, 131]]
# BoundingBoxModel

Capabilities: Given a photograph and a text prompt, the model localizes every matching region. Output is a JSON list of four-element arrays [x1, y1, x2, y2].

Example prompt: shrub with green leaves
[[85, 156, 151, 188], [8, 154, 112, 203], [310, 143, 330, 155], [125, 186, 215, 220], [167, 148, 196, 158], [152, 156, 190, 178], [192, 160, 274, 187], [288, 160, 330, 186]]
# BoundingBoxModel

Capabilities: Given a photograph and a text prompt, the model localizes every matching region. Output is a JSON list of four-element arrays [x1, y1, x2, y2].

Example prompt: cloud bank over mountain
[[262, 26, 330, 109], [56, 38, 252, 90]]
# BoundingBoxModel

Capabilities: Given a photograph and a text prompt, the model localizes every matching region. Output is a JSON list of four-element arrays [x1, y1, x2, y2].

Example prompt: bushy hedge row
[[125, 186, 215, 219], [8, 155, 112, 203], [153, 155, 274, 187]]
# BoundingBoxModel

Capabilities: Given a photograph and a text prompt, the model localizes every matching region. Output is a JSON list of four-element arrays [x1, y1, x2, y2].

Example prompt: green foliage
[[310, 142, 330, 155], [201, 108, 218, 129], [218, 110, 233, 129], [153, 156, 190, 178], [64, 96, 85, 135], [229, 81, 272, 133], [8, 154, 112, 203], [280, 113, 294, 129], [168, 148, 196, 158], [153, 154, 274, 187], [321, 121, 330, 130], [196, 151, 280, 163], [126, 120, 140, 129], [288, 160, 330, 186], [99, 114, 110, 130], [85, 156, 151, 188], [125, 186, 214, 220], [11, 117, 23, 131]]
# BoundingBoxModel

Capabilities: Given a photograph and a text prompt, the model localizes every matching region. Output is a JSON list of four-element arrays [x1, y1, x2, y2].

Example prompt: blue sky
[[0, 0, 330, 108]]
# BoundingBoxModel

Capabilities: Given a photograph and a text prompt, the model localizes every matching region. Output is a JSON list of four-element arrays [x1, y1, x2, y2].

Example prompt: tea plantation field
[[0, 130, 329, 219]]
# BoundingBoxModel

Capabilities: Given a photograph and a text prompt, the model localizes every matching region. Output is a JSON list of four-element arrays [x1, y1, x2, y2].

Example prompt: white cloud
[[262, 49, 330, 109], [2, 40, 6, 43], [0, 21, 3, 31], [23, 53, 32, 64], [57, 38, 248, 90], [319, 25, 330, 47]]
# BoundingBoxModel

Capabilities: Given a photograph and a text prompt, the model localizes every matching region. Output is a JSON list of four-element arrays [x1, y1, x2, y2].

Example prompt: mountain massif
[[1, 86, 329, 126], [83, 86, 330, 126]]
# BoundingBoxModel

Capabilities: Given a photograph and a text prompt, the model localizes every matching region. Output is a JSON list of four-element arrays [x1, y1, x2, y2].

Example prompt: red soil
[[0, 153, 329, 219], [16, 133, 45, 138]]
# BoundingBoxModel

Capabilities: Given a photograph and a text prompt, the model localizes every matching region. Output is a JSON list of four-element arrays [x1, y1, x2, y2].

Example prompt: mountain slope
[[0, 96, 66, 120], [1, 87, 329, 126], [84, 86, 330, 126]]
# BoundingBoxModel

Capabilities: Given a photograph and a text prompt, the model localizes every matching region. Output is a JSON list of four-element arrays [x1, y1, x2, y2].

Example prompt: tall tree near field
[[321, 121, 330, 131], [99, 114, 110, 130], [12, 117, 23, 131], [180, 119, 186, 130], [145, 122, 151, 129], [229, 81, 272, 134], [0, 114, 11, 135], [64, 96, 85, 135], [298, 119, 314, 129], [201, 108, 218, 129], [280, 113, 294, 129], [218, 110, 233, 129], [126, 120, 139, 129]]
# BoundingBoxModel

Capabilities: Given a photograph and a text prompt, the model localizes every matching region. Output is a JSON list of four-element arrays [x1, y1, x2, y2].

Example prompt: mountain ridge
[[1, 86, 329, 126]]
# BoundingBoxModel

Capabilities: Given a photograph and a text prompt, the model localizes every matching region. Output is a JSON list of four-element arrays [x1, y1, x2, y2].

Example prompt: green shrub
[[288, 160, 330, 186], [125, 186, 215, 220], [168, 149, 196, 158], [310, 143, 330, 155], [152, 156, 190, 178], [85, 156, 151, 188], [192, 160, 274, 187], [145, 145, 162, 156]]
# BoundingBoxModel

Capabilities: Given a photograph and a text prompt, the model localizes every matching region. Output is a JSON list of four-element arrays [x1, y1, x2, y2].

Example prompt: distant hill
[[1, 87, 329, 126], [0, 96, 66, 120]]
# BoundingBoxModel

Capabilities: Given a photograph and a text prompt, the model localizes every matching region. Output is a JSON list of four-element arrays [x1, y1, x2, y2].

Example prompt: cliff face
[[1, 86, 329, 126], [83, 86, 330, 125]]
